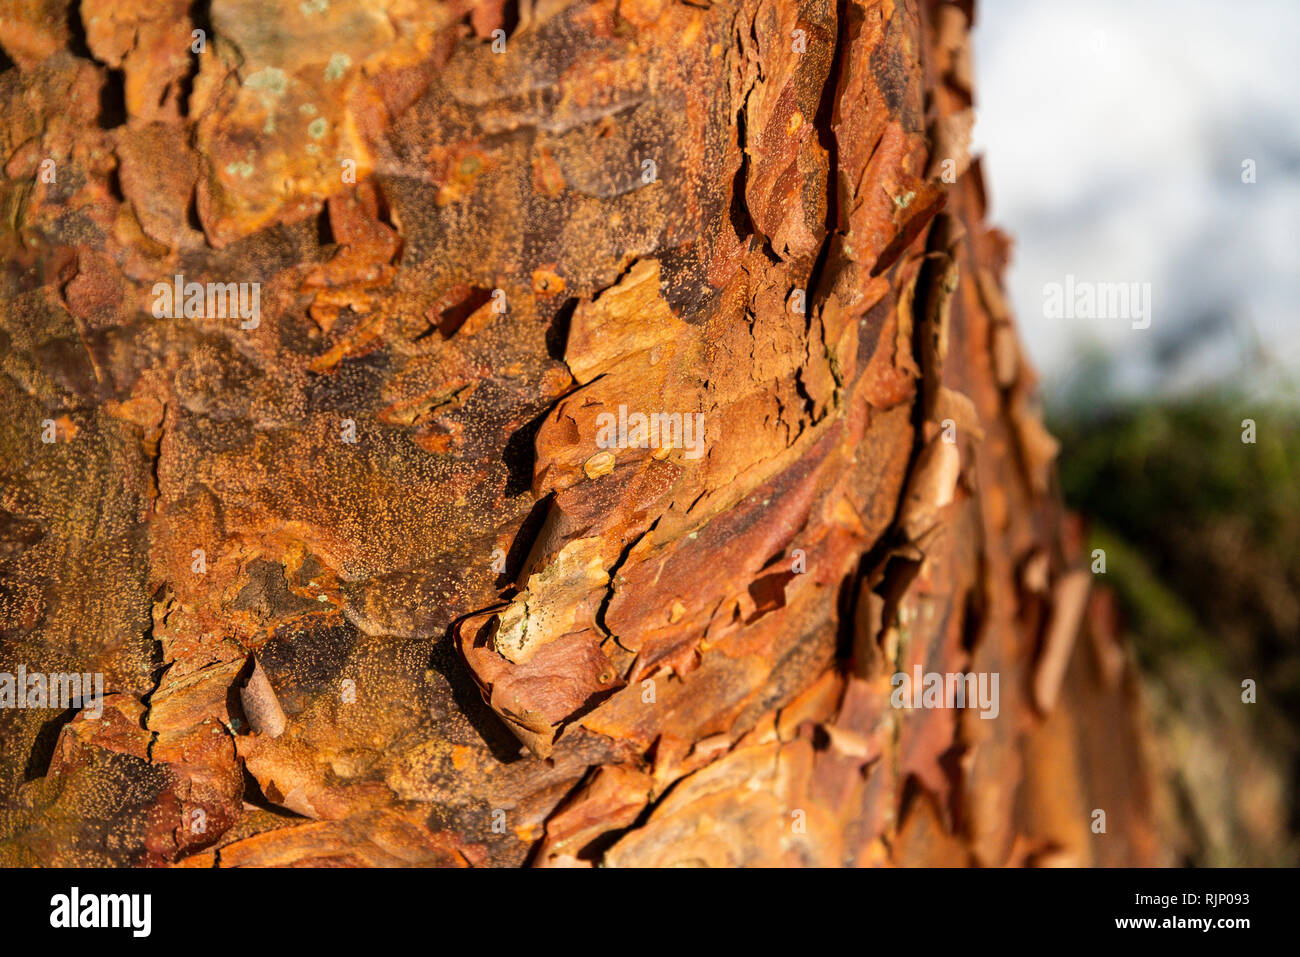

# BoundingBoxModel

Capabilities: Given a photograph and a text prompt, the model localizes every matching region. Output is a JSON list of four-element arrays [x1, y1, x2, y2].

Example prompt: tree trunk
[[0, 0, 1160, 866]]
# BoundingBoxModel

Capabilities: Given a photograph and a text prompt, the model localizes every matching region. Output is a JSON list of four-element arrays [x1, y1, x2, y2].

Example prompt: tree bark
[[0, 0, 1159, 866]]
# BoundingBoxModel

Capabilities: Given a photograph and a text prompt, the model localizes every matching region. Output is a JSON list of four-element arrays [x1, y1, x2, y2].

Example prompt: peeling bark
[[0, 0, 1159, 867]]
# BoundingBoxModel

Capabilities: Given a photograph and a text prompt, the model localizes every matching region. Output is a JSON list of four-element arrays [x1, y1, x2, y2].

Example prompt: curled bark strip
[[239, 657, 288, 739], [1034, 570, 1092, 715]]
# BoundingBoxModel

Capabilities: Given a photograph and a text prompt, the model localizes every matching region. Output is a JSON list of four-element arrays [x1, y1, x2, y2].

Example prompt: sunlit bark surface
[[0, 0, 1159, 866]]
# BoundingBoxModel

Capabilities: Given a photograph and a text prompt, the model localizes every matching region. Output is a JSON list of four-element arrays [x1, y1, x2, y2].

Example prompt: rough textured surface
[[0, 0, 1159, 866]]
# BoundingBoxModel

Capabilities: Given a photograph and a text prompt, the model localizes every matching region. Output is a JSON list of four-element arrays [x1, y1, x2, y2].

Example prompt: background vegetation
[[1049, 357, 1298, 865]]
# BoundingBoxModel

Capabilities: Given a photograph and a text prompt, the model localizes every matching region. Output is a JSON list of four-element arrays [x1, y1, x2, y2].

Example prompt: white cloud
[[971, 0, 1300, 399]]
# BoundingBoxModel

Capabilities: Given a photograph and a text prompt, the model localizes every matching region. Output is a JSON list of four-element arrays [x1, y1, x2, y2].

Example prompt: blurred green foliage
[[1049, 387, 1298, 864], [1051, 395, 1297, 684]]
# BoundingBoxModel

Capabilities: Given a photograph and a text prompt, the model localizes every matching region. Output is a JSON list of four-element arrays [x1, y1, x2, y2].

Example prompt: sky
[[970, 0, 1300, 404]]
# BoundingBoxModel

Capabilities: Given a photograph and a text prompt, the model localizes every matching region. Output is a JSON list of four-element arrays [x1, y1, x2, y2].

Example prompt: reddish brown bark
[[0, 0, 1158, 866]]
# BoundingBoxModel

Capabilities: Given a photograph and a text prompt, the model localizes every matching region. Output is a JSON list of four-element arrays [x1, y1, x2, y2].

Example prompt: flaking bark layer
[[0, 0, 1158, 866]]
